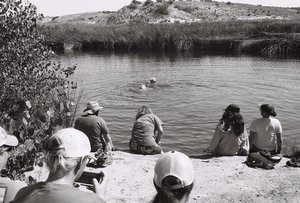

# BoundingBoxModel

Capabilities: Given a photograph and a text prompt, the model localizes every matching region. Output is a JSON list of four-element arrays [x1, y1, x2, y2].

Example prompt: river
[[56, 51, 300, 155]]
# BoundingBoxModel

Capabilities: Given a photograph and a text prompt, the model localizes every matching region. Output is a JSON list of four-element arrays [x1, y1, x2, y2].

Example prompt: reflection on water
[[56, 51, 300, 155]]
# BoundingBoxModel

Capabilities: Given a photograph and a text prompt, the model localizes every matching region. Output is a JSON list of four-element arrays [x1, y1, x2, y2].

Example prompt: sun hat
[[259, 103, 276, 117], [154, 151, 194, 189], [224, 104, 240, 113], [0, 126, 18, 147], [44, 128, 91, 157], [83, 101, 103, 115]]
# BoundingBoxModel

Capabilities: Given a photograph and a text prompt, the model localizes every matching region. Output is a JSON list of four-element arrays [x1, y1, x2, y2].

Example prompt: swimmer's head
[[140, 84, 147, 90], [150, 77, 156, 84]]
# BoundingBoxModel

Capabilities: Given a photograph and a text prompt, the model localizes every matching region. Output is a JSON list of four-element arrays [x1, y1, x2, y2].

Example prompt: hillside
[[42, 0, 300, 25]]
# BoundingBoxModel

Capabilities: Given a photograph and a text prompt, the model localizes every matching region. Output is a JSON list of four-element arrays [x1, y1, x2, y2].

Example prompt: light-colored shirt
[[0, 177, 26, 203], [209, 122, 249, 156], [13, 182, 105, 203], [250, 117, 282, 151]]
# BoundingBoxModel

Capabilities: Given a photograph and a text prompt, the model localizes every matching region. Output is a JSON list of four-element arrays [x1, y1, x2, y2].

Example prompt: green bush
[[128, 3, 138, 10], [0, 0, 79, 181], [154, 4, 169, 15], [143, 0, 154, 6]]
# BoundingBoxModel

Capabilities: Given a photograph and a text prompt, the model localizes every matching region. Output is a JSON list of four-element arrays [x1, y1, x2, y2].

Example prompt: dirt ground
[[29, 150, 300, 203], [95, 151, 300, 203]]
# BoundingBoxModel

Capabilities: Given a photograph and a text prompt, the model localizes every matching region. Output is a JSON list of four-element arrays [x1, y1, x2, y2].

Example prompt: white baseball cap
[[44, 128, 91, 157], [154, 151, 194, 189], [0, 126, 18, 147]]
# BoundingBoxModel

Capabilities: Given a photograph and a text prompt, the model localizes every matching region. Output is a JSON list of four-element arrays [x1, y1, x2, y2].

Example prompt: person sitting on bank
[[13, 128, 106, 203], [152, 151, 194, 203], [129, 106, 164, 155], [75, 101, 114, 152], [0, 126, 26, 203], [247, 103, 283, 169], [207, 104, 249, 156]]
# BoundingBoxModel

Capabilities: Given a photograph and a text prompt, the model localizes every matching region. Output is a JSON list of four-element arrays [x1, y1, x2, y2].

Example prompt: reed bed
[[40, 20, 300, 55]]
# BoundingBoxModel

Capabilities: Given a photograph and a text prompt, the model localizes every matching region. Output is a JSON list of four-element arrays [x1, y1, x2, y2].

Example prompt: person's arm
[[275, 121, 283, 154], [100, 119, 114, 150], [208, 124, 221, 153], [276, 132, 282, 154], [153, 115, 164, 144], [238, 127, 249, 155], [249, 131, 256, 150], [93, 177, 107, 203], [155, 125, 163, 144]]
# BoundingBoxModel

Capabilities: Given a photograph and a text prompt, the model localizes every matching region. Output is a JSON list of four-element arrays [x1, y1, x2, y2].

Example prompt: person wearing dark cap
[[249, 103, 282, 155], [13, 128, 106, 203], [207, 104, 249, 156], [0, 126, 26, 203], [74, 101, 114, 152], [152, 151, 194, 203]]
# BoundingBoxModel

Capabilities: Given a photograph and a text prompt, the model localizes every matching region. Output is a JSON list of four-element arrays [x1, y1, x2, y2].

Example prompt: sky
[[28, 0, 300, 16]]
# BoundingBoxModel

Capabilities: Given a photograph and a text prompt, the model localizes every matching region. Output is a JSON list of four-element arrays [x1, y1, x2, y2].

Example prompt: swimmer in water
[[140, 77, 157, 90], [140, 84, 147, 90]]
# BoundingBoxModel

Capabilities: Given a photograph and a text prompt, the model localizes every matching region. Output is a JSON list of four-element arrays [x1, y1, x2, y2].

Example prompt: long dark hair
[[153, 176, 194, 203], [220, 111, 245, 137]]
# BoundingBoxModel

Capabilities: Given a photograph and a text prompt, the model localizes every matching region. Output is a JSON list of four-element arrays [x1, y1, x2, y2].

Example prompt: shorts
[[129, 139, 162, 155]]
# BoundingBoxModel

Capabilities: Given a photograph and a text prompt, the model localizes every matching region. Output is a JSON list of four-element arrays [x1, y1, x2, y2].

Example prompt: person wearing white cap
[[13, 128, 106, 203], [75, 101, 114, 152], [0, 126, 26, 203], [152, 151, 194, 203]]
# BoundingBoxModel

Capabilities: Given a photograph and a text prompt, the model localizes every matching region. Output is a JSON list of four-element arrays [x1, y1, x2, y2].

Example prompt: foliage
[[143, 0, 154, 7], [131, 0, 142, 5], [0, 0, 79, 180], [174, 4, 195, 13], [127, 3, 138, 10], [154, 3, 169, 15], [39, 20, 300, 56]]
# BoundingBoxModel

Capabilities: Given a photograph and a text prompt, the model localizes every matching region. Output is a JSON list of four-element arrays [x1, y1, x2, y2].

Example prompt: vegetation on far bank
[[40, 19, 300, 56]]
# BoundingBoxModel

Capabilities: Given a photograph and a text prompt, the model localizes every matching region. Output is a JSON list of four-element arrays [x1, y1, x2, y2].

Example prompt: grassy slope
[[39, 1, 300, 55]]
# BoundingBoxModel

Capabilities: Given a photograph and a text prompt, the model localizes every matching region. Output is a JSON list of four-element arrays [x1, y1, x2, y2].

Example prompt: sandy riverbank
[[97, 151, 300, 203], [28, 150, 299, 203]]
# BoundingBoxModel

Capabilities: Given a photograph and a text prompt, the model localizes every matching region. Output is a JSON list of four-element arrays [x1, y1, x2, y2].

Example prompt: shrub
[[0, 0, 79, 180], [128, 3, 138, 10], [143, 0, 153, 6], [175, 5, 194, 13], [154, 4, 169, 15], [131, 0, 142, 5]]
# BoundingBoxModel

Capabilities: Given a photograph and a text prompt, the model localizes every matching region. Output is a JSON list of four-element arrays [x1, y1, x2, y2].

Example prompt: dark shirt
[[74, 114, 109, 152], [131, 114, 163, 146]]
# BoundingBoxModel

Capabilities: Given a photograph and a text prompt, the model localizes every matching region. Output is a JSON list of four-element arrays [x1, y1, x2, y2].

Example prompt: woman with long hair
[[129, 106, 164, 155], [152, 151, 194, 203], [208, 104, 249, 156]]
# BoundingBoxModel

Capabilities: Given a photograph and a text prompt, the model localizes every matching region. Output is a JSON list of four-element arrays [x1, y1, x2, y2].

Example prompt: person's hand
[[93, 177, 107, 202]]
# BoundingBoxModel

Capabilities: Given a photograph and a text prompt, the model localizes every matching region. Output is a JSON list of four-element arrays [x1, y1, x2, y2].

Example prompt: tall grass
[[40, 20, 300, 55]]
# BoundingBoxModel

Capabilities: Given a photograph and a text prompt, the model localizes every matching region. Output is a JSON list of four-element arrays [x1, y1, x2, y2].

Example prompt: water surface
[[56, 51, 300, 155]]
